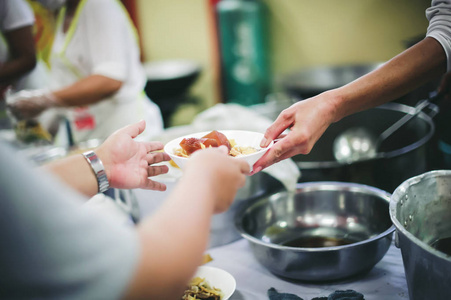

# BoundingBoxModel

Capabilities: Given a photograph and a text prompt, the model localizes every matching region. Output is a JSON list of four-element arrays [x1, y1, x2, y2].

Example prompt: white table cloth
[[205, 238, 408, 300], [134, 179, 409, 300]]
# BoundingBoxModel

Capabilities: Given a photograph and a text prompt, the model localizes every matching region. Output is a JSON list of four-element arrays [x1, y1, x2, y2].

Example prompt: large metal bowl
[[235, 182, 394, 281]]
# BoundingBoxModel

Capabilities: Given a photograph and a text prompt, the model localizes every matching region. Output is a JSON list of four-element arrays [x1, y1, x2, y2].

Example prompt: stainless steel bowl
[[235, 182, 394, 281], [209, 172, 285, 248]]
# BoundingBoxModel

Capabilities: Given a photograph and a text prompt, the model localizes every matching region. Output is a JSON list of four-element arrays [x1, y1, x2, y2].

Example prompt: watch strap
[[82, 150, 109, 193]]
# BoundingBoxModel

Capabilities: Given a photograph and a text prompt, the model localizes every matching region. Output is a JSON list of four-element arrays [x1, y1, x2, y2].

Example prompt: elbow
[[15, 53, 37, 75], [110, 79, 122, 93], [95, 75, 123, 98], [104, 77, 123, 96], [24, 54, 37, 73]]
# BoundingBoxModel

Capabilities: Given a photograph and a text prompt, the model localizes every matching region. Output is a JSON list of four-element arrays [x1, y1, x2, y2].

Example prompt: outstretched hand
[[252, 69, 451, 175], [96, 120, 171, 191], [251, 95, 336, 174]]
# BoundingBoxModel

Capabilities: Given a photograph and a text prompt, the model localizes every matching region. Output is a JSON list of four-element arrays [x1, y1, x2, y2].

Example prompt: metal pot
[[282, 63, 384, 99], [209, 172, 285, 248], [390, 170, 451, 300], [293, 102, 437, 193], [235, 181, 394, 281], [143, 60, 202, 127]]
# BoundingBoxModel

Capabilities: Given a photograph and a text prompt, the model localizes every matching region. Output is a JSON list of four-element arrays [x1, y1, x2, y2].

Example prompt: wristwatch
[[82, 150, 110, 193]]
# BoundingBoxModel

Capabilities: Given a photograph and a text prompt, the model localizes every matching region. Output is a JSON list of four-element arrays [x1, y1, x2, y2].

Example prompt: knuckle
[[279, 108, 292, 121]]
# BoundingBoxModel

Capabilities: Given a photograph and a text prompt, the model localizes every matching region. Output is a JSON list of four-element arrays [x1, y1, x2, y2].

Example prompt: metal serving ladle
[[333, 91, 443, 163]]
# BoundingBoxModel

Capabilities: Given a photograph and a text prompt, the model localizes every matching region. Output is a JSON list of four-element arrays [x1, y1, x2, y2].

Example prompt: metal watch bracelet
[[82, 150, 110, 193]]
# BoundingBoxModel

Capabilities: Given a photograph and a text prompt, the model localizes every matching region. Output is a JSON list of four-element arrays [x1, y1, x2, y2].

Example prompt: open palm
[[97, 121, 171, 191]]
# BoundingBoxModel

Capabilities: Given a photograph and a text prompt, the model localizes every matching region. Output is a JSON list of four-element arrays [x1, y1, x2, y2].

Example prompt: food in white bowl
[[182, 266, 236, 300], [164, 130, 273, 169]]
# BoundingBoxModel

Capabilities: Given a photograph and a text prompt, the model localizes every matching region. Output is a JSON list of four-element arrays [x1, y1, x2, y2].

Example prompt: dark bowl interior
[[235, 182, 394, 281], [143, 60, 201, 126], [144, 60, 201, 100], [239, 183, 392, 246]]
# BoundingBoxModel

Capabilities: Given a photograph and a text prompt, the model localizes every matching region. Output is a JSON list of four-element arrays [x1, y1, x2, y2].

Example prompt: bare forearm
[[127, 175, 216, 299], [52, 75, 122, 107], [330, 37, 447, 123], [0, 26, 36, 84], [0, 56, 36, 85], [43, 154, 98, 197]]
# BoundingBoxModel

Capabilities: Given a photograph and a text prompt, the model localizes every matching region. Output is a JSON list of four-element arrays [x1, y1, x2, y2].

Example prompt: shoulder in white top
[[0, 0, 34, 32], [426, 0, 451, 72]]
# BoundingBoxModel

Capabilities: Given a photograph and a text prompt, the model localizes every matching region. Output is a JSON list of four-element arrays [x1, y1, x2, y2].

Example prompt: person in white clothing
[[0, 0, 45, 130], [8, 0, 163, 144], [252, 0, 451, 173], [0, 0, 40, 95]]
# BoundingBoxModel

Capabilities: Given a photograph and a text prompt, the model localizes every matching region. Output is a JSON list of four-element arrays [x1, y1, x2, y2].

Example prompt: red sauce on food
[[179, 130, 231, 155]]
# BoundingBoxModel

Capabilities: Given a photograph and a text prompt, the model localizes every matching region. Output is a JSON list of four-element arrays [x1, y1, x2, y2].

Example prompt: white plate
[[193, 266, 236, 300], [164, 130, 273, 169]]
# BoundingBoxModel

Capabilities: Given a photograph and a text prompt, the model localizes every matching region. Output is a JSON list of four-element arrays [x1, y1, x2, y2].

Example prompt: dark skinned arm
[[52, 74, 123, 107], [0, 25, 37, 86]]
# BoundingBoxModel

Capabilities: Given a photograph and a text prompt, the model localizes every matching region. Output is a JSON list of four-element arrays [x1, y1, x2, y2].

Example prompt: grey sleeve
[[426, 0, 451, 72], [0, 143, 140, 300]]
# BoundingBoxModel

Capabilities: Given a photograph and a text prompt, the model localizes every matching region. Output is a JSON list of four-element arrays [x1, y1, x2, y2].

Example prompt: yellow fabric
[[54, 0, 87, 79], [55, 0, 138, 79], [50, 0, 162, 143], [25, 0, 56, 68]]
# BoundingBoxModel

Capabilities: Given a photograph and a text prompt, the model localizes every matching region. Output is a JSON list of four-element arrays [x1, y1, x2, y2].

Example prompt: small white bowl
[[164, 130, 272, 169], [193, 266, 236, 300]]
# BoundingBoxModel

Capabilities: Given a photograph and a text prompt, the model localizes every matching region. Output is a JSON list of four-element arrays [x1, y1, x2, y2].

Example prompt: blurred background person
[[0, 0, 58, 142], [0, 0, 41, 129], [8, 0, 163, 145]]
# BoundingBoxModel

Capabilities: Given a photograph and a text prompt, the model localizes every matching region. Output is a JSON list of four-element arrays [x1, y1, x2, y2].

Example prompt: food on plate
[[174, 130, 257, 158], [179, 130, 231, 156], [229, 146, 258, 157], [181, 276, 223, 300], [202, 253, 213, 265], [14, 119, 52, 143]]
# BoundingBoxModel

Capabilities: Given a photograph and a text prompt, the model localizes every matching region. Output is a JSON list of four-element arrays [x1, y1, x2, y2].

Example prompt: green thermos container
[[216, 0, 270, 106]]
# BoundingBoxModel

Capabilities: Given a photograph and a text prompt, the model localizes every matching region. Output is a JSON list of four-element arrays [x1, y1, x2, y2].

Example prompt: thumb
[[217, 145, 229, 154], [116, 120, 146, 138]]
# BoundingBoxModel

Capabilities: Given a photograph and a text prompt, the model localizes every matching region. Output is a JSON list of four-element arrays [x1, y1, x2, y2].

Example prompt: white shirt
[[0, 0, 48, 91], [426, 0, 451, 72], [50, 0, 145, 102], [0, 0, 33, 33], [50, 0, 163, 143]]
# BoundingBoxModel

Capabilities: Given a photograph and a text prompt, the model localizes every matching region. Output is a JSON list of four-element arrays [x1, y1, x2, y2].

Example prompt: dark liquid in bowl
[[431, 237, 451, 256], [282, 236, 356, 248]]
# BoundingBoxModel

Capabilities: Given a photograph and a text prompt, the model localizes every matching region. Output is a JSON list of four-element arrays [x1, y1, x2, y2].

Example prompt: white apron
[[50, 0, 163, 145]]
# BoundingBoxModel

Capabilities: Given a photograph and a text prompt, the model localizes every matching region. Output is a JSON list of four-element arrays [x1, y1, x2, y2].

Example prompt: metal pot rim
[[390, 170, 451, 261], [297, 102, 435, 168], [235, 181, 395, 252]]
